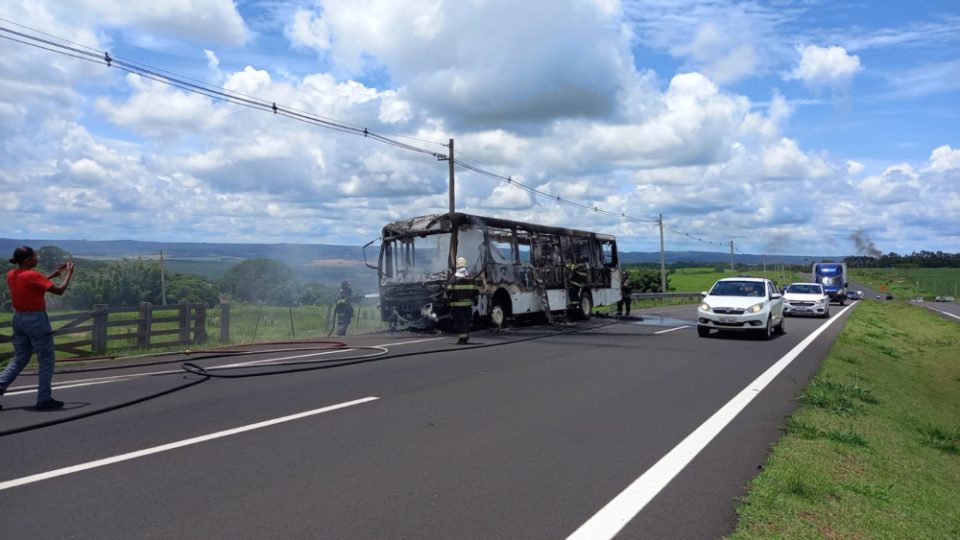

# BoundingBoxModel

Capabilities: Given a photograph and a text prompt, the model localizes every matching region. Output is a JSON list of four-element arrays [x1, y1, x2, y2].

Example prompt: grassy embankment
[[852, 267, 960, 300], [728, 300, 960, 539]]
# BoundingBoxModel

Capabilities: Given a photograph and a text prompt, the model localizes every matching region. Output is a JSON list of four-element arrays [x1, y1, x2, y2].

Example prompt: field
[[852, 267, 960, 300], [668, 267, 812, 292], [728, 300, 960, 539]]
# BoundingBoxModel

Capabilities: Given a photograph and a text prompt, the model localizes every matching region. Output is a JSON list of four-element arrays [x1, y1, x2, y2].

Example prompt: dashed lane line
[[0, 397, 379, 491]]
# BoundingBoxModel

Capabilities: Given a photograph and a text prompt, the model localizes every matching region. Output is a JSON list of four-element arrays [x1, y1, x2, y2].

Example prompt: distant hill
[[0, 238, 364, 264], [0, 238, 840, 267]]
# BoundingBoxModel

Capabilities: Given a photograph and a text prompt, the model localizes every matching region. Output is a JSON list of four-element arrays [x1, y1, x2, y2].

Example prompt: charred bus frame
[[363, 212, 623, 328]]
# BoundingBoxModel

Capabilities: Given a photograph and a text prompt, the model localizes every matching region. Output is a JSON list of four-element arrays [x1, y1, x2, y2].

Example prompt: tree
[[218, 258, 296, 304], [627, 266, 671, 293]]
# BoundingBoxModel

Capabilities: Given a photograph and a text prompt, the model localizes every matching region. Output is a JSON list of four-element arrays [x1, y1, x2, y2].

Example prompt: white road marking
[[654, 326, 689, 335], [567, 303, 856, 540], [0, 396, 379, 491], [926, 306, 960, 321]]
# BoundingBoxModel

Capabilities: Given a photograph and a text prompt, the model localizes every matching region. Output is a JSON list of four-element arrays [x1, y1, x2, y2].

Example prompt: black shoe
[[35, 399, 64, 410]]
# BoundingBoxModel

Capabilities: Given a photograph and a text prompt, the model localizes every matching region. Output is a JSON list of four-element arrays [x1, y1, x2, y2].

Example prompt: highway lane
[[0, 304, 856, 539]]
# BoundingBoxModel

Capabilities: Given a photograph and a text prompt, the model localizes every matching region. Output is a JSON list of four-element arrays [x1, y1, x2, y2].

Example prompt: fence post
[[92, 304, 109, 355], [138, 302, 152, 348], [178, 303, 190, 346], [220, 302, 230, 343], [194, 304, 207, 344]]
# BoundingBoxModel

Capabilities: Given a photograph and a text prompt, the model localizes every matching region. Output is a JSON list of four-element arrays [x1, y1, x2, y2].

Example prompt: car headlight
[[699, 302, 712, 312], [747, 302, 765, 313], [815, 298, 826, 304]]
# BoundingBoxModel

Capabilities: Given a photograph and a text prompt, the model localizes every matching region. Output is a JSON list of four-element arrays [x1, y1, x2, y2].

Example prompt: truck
[[812, 262, 848, 305]]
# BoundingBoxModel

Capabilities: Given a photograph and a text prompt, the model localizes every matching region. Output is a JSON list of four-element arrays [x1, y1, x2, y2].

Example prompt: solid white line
[[926, 306, 960, 321], [654, 326, 689, 335], [567, 304, 856, 540], [0, 396, 379, 491]]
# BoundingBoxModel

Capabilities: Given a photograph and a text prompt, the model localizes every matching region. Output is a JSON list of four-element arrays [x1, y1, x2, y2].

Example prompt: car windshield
[[787, 284, 822, 294], [710, 281, 766, 297]]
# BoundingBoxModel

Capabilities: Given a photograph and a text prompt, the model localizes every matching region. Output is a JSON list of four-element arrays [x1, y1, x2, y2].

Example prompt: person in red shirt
[[1, 246, 74, 410]]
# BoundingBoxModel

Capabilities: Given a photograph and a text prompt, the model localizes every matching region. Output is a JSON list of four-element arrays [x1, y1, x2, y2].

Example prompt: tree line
[[1, 246, 345, 312], [845, 250, 960, 268]]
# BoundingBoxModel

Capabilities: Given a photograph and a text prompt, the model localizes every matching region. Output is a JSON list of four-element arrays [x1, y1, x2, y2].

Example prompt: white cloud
[[673, 22, 758, 83], [302, 0, 637, 128], [846, 160, 865, 175], [285, 8, 331, 52], [96, 75, 230, 138], [223, 66, 273, 95], [786, 45, 862, 91], [78, 0, 248, 46], [929, 145, 960, 171]]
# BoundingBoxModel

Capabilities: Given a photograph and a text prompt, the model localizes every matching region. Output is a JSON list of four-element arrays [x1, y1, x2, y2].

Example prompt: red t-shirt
[[7, 268, 53, 312]]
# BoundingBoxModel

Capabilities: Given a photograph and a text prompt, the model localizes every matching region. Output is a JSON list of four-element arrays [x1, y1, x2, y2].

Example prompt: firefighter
[[566, 255, 589, 305], [617, 270, 633, 318], [333, 280, 354, 336], [447, 257, 479, 344]]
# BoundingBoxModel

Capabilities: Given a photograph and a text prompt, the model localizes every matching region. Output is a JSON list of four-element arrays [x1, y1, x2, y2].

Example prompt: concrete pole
[[659, 213, 667, 293]]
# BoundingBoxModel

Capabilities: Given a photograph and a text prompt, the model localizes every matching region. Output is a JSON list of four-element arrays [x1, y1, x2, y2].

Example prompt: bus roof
[[382, 212, 617, 241]]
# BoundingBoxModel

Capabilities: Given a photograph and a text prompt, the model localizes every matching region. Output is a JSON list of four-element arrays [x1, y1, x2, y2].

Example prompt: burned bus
[[363, 212, 623, 328]]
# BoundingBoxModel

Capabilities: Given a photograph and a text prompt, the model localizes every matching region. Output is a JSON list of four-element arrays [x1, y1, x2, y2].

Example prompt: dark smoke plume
[[850, 229, 881, 257]]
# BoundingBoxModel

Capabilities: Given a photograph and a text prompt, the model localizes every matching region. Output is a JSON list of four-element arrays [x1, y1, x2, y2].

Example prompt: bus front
[[378, 216, 454, 327]]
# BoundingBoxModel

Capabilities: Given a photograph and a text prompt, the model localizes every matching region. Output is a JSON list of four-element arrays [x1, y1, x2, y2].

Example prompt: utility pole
[[729, 241, 735, 273], [439, 138, 456, 269], [658, 213, 666, 293], [447, 138, 455, 222]]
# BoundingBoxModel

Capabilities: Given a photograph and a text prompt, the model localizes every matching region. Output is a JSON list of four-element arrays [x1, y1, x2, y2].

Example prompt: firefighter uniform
[[334, 280, 354, 336], [566, 258, 589, 304], [448, 257, 479, 344]]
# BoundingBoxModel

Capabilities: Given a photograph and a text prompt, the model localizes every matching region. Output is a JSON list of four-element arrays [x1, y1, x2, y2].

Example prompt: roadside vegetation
[[852, 267, 960, 300], [728, 300, 960, 539]]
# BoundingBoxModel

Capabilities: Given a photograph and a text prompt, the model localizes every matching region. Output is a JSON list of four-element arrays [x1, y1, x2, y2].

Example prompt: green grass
[[852, 267, 960, 300], [668, 267, 812, 293], [727, 301, 960, 539]]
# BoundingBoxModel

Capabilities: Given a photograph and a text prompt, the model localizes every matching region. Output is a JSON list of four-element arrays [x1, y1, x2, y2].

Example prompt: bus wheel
[[490, 299, 507, 328], [578, 291, 593, 320]]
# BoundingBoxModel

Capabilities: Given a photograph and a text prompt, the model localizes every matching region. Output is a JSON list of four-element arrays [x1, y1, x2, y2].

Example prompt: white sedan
[[782, 282, 831, 318], [697, 277, 785, 339]]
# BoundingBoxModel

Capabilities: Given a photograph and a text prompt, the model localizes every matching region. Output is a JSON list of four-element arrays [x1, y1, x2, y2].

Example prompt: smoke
[[850, 229, 881, 257]]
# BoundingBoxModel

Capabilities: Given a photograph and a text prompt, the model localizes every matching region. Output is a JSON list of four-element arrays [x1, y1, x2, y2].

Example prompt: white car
[[697, 277, 785, 339], [782, 282, 831, 318]]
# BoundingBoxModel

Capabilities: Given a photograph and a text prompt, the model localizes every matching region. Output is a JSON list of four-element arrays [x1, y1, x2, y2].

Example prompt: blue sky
[[1, 0, 958, 257]]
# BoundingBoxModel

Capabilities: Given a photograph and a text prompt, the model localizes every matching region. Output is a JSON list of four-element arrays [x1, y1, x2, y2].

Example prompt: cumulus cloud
[[285, 8, 331, 52], [929, 145, 960, 171], [78, 0, 248, 46], [96, 75, 231, 139], [299, 0, 637, 129], [847, 160, 865, 175], [786, 45, 862, 91], [672, 22, 758, 83]]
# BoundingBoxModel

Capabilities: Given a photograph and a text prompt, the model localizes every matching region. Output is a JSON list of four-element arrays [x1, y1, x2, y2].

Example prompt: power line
[[2, 20, 658, 228]]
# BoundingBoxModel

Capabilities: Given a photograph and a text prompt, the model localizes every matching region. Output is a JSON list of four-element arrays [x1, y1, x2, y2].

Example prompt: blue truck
[[812, 262, 848, 305]]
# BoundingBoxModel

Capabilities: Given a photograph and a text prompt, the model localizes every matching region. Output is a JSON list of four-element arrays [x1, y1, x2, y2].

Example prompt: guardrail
[[630, 292, 703, 300]]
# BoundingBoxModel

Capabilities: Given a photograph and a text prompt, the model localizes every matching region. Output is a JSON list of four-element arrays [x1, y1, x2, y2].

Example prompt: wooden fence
[[0, 302, 230, 362]]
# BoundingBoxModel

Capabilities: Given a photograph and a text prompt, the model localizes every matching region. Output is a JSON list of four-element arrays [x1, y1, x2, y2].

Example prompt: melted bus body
[[366, 213, 622, 327]]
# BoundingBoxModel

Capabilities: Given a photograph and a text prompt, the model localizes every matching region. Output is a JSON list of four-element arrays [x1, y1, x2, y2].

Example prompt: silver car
[[782, 282, 831, 318], [697, 277, 785, 339]]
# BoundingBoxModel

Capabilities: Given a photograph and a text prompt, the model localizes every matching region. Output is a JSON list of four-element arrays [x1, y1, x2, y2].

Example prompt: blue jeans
[[0, 311, 56, 402]]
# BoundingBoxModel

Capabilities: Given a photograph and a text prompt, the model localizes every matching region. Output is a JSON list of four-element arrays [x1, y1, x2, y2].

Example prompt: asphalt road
[[1, 302, 858, 539]]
